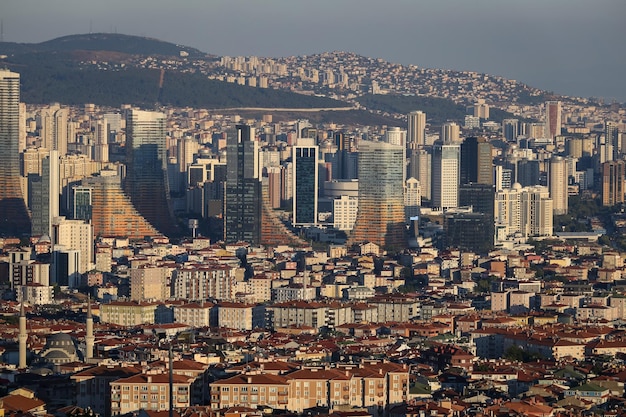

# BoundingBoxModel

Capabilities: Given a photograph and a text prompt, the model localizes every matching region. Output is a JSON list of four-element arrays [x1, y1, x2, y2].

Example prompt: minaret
[[85, 296, 94, 360], [18, 302, 27, 369]]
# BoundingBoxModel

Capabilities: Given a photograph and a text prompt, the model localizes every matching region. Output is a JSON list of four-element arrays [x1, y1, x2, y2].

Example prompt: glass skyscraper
[[348, 140, 406, 251], [125, 109, 177, 237], [224, 125, 262, 245], [292, 139, 318, 225], [0, 70, 31, 236]]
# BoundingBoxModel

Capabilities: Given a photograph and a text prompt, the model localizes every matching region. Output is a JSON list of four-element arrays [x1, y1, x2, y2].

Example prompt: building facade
[[348, 141, 406, 251]]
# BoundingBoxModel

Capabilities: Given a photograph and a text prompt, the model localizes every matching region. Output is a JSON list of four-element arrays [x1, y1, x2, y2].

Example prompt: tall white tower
[[431, 141, 460, 210]]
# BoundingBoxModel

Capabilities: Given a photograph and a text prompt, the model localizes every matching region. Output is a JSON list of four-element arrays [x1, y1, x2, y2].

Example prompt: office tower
[[52, 216, 94, 276], [93, 119, 109, 162], [125, 109, 177, 236], [459, 183, 494, 218], [516, 159, 541, 187], [441, 122, 460, 143], [84, 171, 160, 239], [460, 137, 493, 185], [224, 125, 261, 245], [407, 111, 426, 149], [602, 160, 625, 207], [266, 166, 282, 209], [549, 156, 568, 215], [495, 184, 552, 242], [409, 147, 431, 201], [431, 141, 460, 210], [545, 101, 562, 139], [385, 127, 406, 148], [459, 183, 495, 249], [51, 247, 81, 288], [565, 138, 583, 158], [444, 212, 493, 253], [385, 128, 407, 185], [40, 104, 68, 156], [404, 177, 421, 221], [292, 139, 318, 225], [29, 150, 60, 237], [606, 121, 620, 160], [0, 70, 31, 236], [348, 141, 405, 251], [502, 119, 519, 142], [72, 185, 92, 221]]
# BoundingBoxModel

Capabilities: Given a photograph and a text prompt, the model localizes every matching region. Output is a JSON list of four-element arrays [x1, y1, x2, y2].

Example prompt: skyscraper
[[0, 70, 30, 236], [40, 104, 68, 157], [29, 150, 60, 237], [292, 139, 318, 226], [125, 109, 177, 237], [84, 172, 160, 239], [224, 125, 262, 245], [431, 141, 460, 210], [460, 137, 493, 185], [545, 101, 562, 139], [407, 111, 426, 149], [409, 147, 431, 201], [549, 156, 568, 215], [602, 160, 625, 207], [502, 119, 519, 142], [348, 141, 406, 251], [441, 122, 460, 143], [606, 121, 620, 161]]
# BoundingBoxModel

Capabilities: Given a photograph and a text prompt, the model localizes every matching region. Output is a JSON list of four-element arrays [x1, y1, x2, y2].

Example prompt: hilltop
[[0, 33, 208, 58], [0, 34, 351, 110]]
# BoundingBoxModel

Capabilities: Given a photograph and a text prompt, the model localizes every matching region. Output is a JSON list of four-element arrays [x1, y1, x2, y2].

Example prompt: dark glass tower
[[460, 136, 493, 185], [224, 125, 261, 244], [292, 140, 318, 225], [0, 70, 31, 236]]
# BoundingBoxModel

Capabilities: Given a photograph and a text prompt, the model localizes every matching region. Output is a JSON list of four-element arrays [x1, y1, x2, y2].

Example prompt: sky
[[4, 0, 626, 102]]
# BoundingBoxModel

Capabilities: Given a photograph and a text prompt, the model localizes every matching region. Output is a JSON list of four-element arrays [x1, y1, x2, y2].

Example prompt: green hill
[[1, 50, 349, 109], [0, 33, 207, 58]]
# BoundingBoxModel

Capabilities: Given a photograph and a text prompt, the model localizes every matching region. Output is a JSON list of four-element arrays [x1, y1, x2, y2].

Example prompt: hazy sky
[[4, 0, 626, 101]]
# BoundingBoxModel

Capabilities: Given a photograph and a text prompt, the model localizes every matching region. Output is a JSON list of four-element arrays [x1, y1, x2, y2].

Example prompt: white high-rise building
[[405, 177, 421, 221], [431, 142, 460, 210], [495, 184, 553, 243], [385, 127, 407, 148], [407, 111, 426, 148], [52, 216, 94, 276], [333, 195, 358, 231], [549, 156, 568, 215], [40, 104, 69, 156]]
